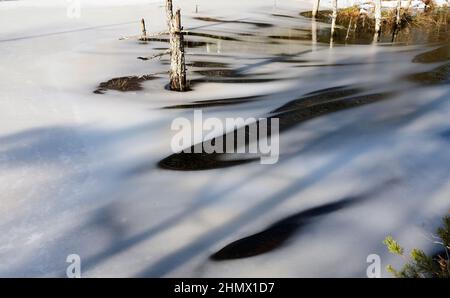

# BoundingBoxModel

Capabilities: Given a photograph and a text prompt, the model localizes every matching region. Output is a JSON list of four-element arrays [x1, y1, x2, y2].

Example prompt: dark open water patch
[[194, 69, 236, 77], [187, 61, 230, 68], [187, 59, 280, 85], [271, 13, 298, 19], [190, 76, 280, 86], [284, 92, 391, 124], [163, 83, 192, 93], [277, 59, 311, 64], [407, 44, 450, 84], [152, 47, 169, 51], [408, 63, 450, 85], [94, 75, 156, 94], [412, 44, 450, 63], [268, 34, 310, 42], [193, 68, 274, 78], [208, 179, 400, 261], [299, 10, 333, 19], [159, 152, 257, 171], [184, 31, 240, 41], [293, 62, 376, 68], [162, 95, 261, 109], [271, 86, 363, 114], [303, 85, 354, 96], [210, 196, 360, 260], [158, 86, 394, 171], [237, 32, 257, 37], [141, 37, 209, 48]]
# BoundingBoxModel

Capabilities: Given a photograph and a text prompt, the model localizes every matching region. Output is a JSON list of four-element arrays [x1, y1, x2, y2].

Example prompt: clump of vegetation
[[337, 5, 361, 19], [384, 215, 450, 278], [301, 5, 449, 44]]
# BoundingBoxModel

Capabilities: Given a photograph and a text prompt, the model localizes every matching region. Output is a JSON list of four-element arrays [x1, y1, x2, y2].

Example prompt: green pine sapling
[[383, 215, 450, 278]]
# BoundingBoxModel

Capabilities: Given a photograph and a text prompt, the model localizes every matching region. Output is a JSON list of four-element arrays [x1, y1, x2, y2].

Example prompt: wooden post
[[374, 0, 382, 42], [312, 0, 320, 18], [330, 0, 337, 48], [169, 9, 188, 91], [140, 18, 147, 39]]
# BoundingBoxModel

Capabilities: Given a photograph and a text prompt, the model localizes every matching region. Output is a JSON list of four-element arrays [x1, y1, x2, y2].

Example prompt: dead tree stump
[[140, 18, 147, 40], [165, 1, 188, 91]]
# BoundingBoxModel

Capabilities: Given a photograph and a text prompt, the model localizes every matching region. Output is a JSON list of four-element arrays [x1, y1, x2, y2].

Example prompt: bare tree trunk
[[140, 18, 147, 40], [166, 0, 174, 26], [330, 0, 337, 48], [374, 0, 382, 42], [312, 0, 320, 18], [396, 0, 402, 25], [345, 17, 353, 42], [169, 9, 188, 91]]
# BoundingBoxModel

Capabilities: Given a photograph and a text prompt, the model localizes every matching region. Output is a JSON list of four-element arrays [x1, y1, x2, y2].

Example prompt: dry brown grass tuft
[[94, 75, 156, 94]]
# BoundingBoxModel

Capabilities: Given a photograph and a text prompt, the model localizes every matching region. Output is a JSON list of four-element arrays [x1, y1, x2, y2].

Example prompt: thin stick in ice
[[374, 0, 382, 42], [141, 18, 147, 39], [330, 0, 337, 48]]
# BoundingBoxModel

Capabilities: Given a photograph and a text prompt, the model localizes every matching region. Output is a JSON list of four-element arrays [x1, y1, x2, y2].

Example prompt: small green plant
[[384, 215, 450, 278], [383, 235, 404, 255]]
